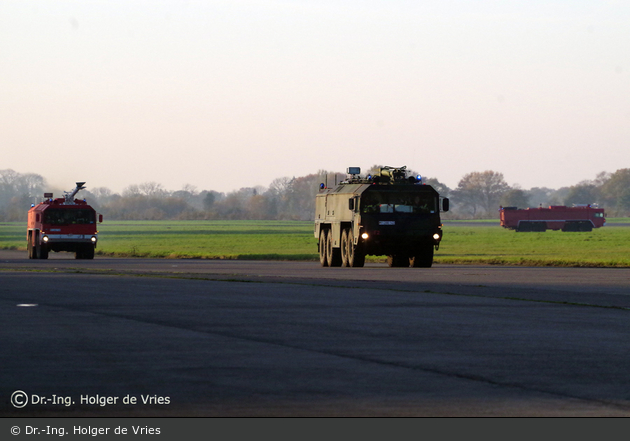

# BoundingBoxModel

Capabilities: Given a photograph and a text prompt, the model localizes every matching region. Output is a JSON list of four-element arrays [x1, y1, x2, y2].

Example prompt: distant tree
[[138, 182, 166, 197], [91, 187, 113, 201], [202, 192, 217, 210], [172, 190, 194, 204], [500, 189, 530, 208], [285, 174, 321, 220], [564, 183, 598, 207], [122, 184, 141, 197], [524, 187, 555, 208], [0, 169, 47, 220], [600, 169, 630, 215], [246, 194, 277, 220], [17, 173, 46, 197], [616, 189, 630, 216], [593, 171, 612, 187], [453, 171, 510, 218], [548, 187, 570, 206], [181, 184, 198, 194], [423, 177, 451, 198]]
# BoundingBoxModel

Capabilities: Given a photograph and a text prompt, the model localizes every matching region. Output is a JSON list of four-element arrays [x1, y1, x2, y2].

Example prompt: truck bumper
[[41, 234, 98, 250]]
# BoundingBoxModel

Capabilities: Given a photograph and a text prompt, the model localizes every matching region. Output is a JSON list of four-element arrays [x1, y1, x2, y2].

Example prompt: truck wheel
[[319, 230, 328, 267], [85, 245, 95, 260], [340, 229, 350, 267], [410, 245, 434, 268], [326, 230, 342, 267], [27, 234, 34, 259], [347, 229, 365, 267], [36, 242, 49, 259], [76, 245, 95, 259], [387, 255, 408, 267], [562, 222, 578, 232]]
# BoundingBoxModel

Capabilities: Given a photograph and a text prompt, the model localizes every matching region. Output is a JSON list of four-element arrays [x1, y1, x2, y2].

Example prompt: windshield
[[43, 209, 95, 225], [361, 192, 436, 214]]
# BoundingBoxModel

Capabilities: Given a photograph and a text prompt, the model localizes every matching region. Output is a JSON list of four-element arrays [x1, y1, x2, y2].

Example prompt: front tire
[[76, 244, 96, 260], [347, 229, 365, 267], [85, 245, 95, 259], [36, 239, 48, 260], [340, 229, 350, 267], [27, 233, 34, 259], [410, 245, 434, 268]]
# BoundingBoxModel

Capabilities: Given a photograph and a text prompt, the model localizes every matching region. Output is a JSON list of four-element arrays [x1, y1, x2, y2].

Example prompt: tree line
[[2, 167, 630, 222]]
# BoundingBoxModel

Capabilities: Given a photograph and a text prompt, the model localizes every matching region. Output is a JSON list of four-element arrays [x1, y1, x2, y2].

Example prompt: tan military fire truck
[[315, 166, 449, 268]]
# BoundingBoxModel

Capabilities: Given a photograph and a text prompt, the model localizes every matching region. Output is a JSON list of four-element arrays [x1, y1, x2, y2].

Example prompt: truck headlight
[[91, 236, 97, 243], [42, 235, 49, 243], [433, 233, 441, 240], [361, 233, 369, 240]]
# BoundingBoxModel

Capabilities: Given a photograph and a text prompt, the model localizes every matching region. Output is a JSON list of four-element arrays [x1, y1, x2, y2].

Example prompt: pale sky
[[2, 1, 629, 194]]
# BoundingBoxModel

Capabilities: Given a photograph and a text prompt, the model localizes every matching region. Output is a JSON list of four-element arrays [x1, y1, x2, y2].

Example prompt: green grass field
[[1, 219, 629, 267]]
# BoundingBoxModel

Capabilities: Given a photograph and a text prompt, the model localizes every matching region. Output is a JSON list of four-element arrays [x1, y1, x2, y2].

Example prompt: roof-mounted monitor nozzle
[[64, 182, 86, 204], [379, 166, 407, 183]]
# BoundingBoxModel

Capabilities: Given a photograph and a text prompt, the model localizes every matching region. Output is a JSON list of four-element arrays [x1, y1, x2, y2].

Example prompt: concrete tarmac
[[1, 250, 630, 416]]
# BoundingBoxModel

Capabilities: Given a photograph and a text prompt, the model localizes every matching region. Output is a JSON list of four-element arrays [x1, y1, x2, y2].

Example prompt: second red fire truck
[[500, 205, 605, 232]]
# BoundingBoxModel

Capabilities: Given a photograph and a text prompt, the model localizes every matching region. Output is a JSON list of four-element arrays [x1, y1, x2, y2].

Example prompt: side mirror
[[348, 198, 355, 211], [99, 214, 103, 223], [442, 198, 450, 212]]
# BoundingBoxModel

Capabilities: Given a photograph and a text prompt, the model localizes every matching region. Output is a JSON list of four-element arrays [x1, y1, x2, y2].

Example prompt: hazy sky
[[2, 1, 629, 194]]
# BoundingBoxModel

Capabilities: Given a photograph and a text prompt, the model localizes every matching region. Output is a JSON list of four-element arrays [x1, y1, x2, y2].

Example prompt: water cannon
[[379, 166, 407, 183], [64, 182, 87, 204]]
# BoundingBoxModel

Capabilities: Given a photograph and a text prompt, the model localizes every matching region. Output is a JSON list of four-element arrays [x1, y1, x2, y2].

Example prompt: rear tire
[[518, 222, 546, 232], [319, 230, 328, 267], [562, 222, 579, 232]]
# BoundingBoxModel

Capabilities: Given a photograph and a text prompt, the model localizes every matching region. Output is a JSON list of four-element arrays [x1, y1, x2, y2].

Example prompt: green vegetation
[[96, 221, 317, 260], [0, 221, 318, 260], [438, 224, 630, 267], [2, 220, 630, 266]]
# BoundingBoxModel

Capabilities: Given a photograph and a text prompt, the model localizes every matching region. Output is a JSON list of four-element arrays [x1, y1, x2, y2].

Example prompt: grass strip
[[2, 220, 630, 267]]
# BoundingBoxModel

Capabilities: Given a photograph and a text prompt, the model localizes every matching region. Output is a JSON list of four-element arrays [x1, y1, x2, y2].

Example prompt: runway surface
[[1, 250, 630, 416]]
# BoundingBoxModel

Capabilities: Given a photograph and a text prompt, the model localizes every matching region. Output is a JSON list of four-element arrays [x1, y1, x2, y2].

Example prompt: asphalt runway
[[2, 250, 630, 416]]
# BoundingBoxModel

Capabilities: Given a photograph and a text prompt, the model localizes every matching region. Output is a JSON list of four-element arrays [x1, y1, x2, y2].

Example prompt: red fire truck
[[27, 182, 102, 259], [499, 205, 605, 232]]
